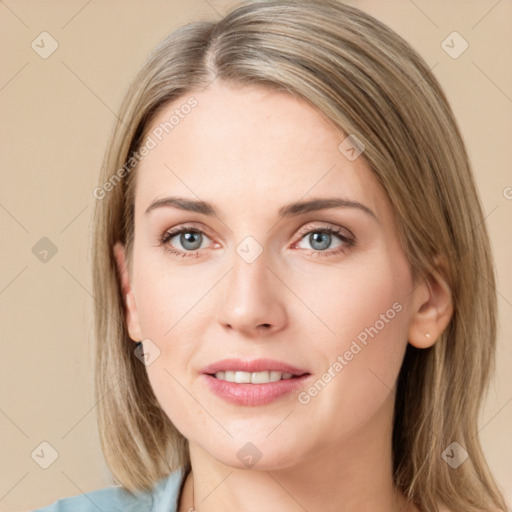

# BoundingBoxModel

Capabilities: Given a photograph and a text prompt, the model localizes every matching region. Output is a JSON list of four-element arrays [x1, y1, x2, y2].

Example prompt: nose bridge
[[229, 243, 270, 298], [218, 240, 286, 334]]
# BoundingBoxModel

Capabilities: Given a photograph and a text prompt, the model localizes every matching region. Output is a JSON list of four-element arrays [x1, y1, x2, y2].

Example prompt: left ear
[[408, 258, 453, 348], [113, 241, 143, 343]]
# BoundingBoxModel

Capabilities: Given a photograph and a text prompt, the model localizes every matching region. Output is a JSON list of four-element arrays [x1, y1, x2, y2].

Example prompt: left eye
[[294, 226, 355, 255], [296, 229, 346, 251]]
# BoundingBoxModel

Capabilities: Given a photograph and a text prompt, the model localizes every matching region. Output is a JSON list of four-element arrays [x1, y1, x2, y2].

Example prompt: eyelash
[[159, 224, 356, 259]]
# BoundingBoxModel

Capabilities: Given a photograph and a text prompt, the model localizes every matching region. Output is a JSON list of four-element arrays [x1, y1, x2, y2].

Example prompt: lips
[[200, 358, 310, 377]]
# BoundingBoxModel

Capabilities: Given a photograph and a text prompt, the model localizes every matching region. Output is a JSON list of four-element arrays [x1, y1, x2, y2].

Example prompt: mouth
[[200, 357, 310, 382], [200, 358, 312, 405], [208, 370, 309, 384]]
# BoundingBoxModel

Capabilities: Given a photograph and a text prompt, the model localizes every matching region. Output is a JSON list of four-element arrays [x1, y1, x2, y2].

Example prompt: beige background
[[1, 1, 510, 510]]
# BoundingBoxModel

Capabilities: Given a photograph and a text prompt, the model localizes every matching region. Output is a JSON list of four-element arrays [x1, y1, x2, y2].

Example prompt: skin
[[114, 81, 453, 512]]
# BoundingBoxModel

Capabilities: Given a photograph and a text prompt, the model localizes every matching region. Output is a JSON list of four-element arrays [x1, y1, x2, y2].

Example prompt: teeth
[[213, 370, 295, 384]]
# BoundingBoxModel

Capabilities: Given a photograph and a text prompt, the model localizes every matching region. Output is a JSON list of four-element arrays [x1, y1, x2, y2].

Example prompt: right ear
[[113, 242, 142, 342]]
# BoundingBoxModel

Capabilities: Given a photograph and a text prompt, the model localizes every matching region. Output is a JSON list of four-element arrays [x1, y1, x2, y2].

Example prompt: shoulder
[[30, 484, 152, 512], [30, 467, 187, 512]]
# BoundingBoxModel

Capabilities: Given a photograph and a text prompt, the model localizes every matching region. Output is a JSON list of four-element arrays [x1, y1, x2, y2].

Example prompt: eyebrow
[[144, 196, 377, 221]]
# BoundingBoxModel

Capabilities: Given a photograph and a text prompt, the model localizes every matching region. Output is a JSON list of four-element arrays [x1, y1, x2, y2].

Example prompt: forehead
[[135, 81, 387, 220]]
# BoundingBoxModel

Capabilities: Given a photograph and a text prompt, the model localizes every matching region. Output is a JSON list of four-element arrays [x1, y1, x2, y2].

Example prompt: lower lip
[[202, 373, 312, 406]]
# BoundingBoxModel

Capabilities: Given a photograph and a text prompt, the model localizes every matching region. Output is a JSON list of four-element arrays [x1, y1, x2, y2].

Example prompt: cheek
[[290, 250, 409, 354], [130, 254, 214, 426], [296, 255, 411, 441], [132, 251, 212, 340]]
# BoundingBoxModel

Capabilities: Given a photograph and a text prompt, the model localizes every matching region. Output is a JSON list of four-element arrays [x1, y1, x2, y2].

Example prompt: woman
[[33, 0, 510, 511]]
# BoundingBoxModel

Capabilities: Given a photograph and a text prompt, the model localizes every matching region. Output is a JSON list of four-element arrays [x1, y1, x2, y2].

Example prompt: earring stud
[[425, 332, 432, 339]]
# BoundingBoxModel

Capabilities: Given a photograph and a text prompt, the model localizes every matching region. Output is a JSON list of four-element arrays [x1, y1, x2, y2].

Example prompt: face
[[115, 81, 432, 470]]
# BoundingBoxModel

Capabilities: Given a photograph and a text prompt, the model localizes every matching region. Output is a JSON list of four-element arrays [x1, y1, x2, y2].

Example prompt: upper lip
[[201, 358, 310, 376]]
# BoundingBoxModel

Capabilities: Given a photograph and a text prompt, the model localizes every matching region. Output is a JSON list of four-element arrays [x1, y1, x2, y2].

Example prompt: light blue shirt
[[32, 466, 187, 512]]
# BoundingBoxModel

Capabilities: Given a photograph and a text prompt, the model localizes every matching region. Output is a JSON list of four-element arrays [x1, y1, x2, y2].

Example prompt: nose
[[218, 251, 287, 337]]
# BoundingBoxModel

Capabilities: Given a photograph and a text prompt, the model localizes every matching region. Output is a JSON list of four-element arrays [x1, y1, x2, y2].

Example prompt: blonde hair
[[91, 1, 509, 510]]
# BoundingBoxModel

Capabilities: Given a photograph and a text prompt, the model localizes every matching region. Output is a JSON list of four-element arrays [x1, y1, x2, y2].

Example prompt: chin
[[209, 438, 307, 472]]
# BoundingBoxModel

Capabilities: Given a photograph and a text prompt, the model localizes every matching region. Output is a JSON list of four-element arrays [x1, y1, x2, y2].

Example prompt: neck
[[179, 393, 416, 512]]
